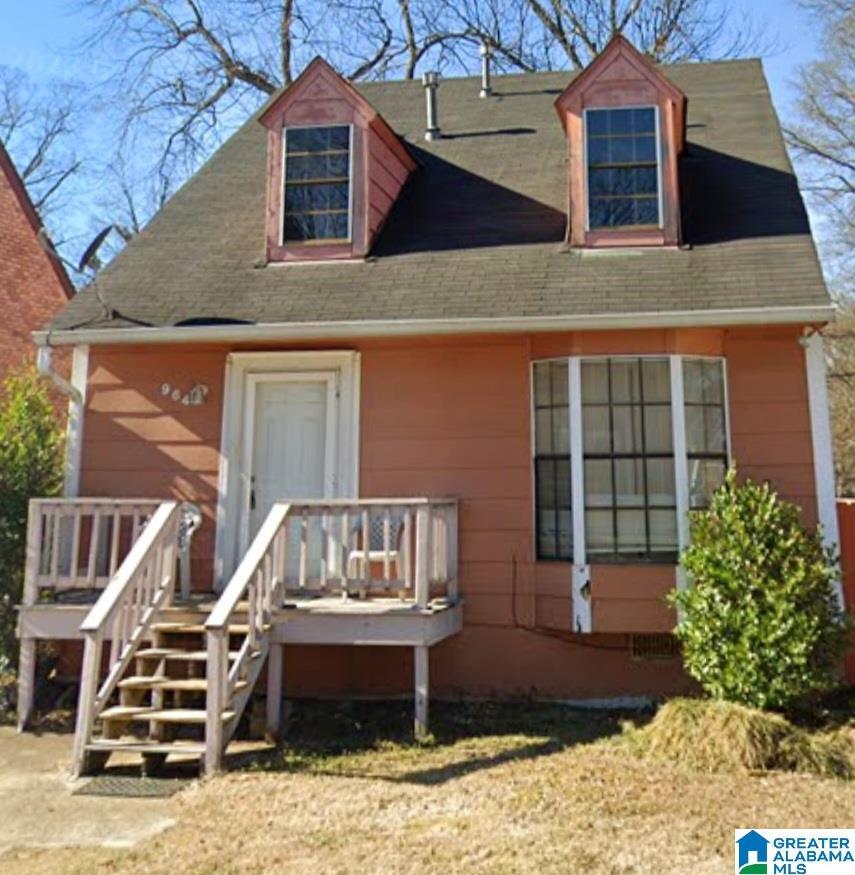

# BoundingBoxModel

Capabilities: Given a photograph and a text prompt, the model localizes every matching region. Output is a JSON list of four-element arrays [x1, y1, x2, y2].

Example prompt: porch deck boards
[[17, 591, 462, 646]]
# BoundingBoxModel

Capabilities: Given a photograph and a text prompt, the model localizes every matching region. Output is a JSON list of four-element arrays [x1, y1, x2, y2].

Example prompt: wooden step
[[135, 647, 242, 662], [100, 706, 235, 725], [118, 675, 249, 693], [85, 738, 207, 755], [150, 622, 251, 635]]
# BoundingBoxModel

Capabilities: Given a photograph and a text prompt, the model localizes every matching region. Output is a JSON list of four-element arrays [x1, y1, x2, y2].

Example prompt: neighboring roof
[[45, 57, 831, 341], [0, 141, 75, 301]]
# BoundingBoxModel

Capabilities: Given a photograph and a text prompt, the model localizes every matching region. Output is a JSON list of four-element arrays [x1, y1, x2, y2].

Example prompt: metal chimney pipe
[[422, 71, 440, 141], [479, 42, 493, 98]]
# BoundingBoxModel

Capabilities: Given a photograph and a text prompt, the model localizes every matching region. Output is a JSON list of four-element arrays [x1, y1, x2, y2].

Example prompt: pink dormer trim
[[259, 57, 417, 263], [554, 36, 687, 249]]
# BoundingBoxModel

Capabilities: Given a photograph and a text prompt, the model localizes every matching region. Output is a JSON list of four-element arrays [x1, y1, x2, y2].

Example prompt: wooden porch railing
[[204, 498, 458, 774], [22, 499, 162, 605], [70, 501, 183, 776]]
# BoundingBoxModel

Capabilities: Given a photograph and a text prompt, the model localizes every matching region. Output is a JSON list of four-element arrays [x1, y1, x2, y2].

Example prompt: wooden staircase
[[81, 615, 258, 774]]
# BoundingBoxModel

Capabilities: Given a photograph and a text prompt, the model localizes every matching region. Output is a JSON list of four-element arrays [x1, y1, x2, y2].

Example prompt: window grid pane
[[283, 125, 351, 242], [683, 359, 728, 509], [581, 357, 676, 559], [586, 107, 660, 230], [533, 362, 572, 560]]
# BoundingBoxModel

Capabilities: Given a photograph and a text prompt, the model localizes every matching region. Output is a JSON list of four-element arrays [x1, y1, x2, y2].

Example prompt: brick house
[[16, 38, 843, 776], [0, 141, 73, 376]]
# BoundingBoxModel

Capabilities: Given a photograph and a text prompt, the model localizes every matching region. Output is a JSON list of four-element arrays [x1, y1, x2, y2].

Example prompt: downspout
[[36, 344, 82, 404], [36, 341, 89, 497]]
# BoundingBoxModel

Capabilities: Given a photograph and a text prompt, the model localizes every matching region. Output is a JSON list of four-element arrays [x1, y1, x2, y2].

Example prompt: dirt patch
[[0, 727, 176, 853]]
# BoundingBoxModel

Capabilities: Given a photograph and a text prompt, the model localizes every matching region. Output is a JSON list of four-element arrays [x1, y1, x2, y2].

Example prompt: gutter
[[36, 345, 82, 403], [33, 304, 836, 348]]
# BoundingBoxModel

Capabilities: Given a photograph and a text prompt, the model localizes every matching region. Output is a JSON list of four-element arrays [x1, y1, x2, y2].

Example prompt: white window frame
[[583, 105, 663, 233], [530, 353, 731, 631], [280, 123, 354, 245]]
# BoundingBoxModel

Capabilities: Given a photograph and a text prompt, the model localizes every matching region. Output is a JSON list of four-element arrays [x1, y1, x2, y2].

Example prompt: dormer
[[554, 36, 687, 249], [259, 58, 417, 263]]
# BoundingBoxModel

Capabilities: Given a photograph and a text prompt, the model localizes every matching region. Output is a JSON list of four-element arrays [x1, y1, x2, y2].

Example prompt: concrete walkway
[[0, 727, 176, 851]]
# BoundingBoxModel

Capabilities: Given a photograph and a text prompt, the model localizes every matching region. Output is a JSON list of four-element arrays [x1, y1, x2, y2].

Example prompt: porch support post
[[414, 644, 429, 740], [17, 637, 36, 732], [568, 357, 591, 632], [670, 355, 691, 594], [266, 643, 284, 742], [18, 500, 41, 731], [805, 332, 845, 609], [205, 628, 228, 776]]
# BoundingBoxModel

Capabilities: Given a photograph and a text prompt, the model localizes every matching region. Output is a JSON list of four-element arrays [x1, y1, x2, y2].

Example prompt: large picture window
[[283, 125, 351, 242], [683, 359, 728, 509], [582, 358, 676, 559], [533, 360, 572, 560], [532, 355, 728, 563], [586, 107, 660, 230]]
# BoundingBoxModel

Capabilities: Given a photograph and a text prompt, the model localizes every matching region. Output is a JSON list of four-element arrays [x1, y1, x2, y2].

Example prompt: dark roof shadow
[[442, 127, 536, 140], [681, 143, 811, 245], [492, 88, 564, 97], [373, 146, 566, 256]]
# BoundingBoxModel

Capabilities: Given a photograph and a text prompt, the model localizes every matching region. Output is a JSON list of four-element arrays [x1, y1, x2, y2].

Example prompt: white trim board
[[214, 350, 361, 589], [568, 357, 591, 632], [804, 333, 845, 609], [34, 304, 834, 348], [63, 345, 89, 497]]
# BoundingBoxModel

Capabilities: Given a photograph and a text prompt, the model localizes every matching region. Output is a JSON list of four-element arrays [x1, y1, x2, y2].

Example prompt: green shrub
[[671, 469, 851, 711], [0, 368, 64, 670]]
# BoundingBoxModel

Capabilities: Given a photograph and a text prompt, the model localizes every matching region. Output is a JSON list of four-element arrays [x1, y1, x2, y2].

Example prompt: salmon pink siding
[[78, 324, 817, 699]]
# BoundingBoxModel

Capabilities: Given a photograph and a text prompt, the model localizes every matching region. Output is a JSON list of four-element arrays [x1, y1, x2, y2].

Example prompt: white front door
[[240, 372, 337, 554]]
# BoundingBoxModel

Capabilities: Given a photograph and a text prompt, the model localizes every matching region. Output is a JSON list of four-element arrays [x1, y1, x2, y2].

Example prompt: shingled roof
[[45, 57, 831, 340]]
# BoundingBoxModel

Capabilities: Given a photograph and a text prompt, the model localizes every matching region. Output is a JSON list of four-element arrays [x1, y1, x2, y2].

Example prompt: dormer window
[[283, 125, 352, 243], [585, 107, 660, 231], [259, 57, 416, 264], [554, 36, 686, 249]]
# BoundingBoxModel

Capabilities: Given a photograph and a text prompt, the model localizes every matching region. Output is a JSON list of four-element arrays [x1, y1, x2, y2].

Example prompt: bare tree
[[462, 0, 766, 69], [786, 0, 855, 293], [0, 67, 81, 220]]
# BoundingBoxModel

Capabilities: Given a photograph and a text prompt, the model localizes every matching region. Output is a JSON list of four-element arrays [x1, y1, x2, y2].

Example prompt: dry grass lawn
[[2, 701, 853, 875]]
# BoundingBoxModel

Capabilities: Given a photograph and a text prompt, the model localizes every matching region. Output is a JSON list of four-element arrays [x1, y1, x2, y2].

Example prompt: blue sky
[[0, 1, 824, 267], [0, 0, 819, 114]]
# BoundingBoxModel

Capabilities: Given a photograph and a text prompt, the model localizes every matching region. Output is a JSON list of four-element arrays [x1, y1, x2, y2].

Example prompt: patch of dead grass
[[623, 697, 855, 778], [1, 700, 853, 875]]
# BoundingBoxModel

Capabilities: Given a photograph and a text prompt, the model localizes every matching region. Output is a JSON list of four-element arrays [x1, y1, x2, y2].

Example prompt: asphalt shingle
[[49, 59, 830, 335]]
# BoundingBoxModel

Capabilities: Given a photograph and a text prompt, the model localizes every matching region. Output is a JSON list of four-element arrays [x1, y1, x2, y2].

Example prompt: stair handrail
[[204, 501, 291, 774], [72, 500, 182, 776]]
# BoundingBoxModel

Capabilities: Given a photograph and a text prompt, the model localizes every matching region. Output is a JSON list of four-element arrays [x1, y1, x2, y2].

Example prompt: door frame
[[214, 350, 360, 589]]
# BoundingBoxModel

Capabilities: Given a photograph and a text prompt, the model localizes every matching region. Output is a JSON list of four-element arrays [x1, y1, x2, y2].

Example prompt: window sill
[[587, 553, 678, 565], [535, 555, 678, 565], [583, 227, 666, 248]]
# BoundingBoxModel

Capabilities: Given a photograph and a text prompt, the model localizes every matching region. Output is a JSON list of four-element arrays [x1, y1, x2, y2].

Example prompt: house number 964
[[161, 383, 209, 406]]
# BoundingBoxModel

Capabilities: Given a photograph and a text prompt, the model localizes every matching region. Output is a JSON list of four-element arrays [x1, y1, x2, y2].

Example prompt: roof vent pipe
[[479, 42, 493, 98], [422, 71, 441, 141]]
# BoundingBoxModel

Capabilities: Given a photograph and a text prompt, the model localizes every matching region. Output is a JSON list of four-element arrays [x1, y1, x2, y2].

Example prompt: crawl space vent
[[630, 634, 680, 661]]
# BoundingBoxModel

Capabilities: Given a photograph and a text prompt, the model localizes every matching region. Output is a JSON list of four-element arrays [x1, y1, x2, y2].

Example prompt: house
[[0, 141, 73, 376], [17, 36, 842, 776], [737, 830, 769, 872]]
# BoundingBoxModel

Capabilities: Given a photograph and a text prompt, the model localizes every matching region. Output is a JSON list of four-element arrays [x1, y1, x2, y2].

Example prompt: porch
[[16, 497, 461, 776]]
